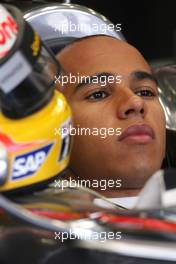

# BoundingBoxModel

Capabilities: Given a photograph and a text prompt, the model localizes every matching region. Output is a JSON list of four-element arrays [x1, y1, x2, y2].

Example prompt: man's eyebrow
[[132, 71, 158, 85], [75, 72, 114, 90]]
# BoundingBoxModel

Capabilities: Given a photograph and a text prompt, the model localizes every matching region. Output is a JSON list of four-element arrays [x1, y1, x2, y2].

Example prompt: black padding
[[162, 129, 176, 168], [163, 168, 176, 189], [166, 129, 176, 167]]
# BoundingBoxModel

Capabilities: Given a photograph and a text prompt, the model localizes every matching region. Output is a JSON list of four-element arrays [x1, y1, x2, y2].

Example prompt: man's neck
[[65, 169, 141, 198]]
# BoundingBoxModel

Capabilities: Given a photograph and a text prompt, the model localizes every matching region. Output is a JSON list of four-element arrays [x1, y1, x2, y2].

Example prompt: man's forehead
[[56, 35, 151, 85], [57, 36, 148, 71]]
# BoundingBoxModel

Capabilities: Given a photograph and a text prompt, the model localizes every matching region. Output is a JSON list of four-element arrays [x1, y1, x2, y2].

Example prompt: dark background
[[2, 0, 176, 62], [66, 0, 176, 62]]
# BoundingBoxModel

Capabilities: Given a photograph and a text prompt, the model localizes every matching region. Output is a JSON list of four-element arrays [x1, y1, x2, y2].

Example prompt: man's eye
[[135, 89, 156, 97], [86, 91, 109, 100]]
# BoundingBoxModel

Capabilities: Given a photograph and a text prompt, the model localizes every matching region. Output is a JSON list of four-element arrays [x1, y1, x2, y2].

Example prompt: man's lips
[[118, 124, 155, 143]]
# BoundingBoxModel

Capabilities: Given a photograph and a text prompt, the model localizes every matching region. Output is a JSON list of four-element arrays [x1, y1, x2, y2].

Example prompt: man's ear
[[54, 64, 68, 92]]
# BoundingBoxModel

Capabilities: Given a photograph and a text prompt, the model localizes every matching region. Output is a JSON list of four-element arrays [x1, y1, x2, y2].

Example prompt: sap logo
[[12, 143, 53, 180]]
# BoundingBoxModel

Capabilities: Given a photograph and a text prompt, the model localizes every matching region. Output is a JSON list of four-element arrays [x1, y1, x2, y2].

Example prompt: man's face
[[56, 36, 166, 189]]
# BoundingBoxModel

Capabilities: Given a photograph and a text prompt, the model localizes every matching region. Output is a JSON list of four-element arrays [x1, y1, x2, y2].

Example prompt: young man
[[55, 35, 166, 202]]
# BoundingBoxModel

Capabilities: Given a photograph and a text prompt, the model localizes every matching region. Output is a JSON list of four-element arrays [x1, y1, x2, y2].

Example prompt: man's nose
[[117, 93, 147, 119]]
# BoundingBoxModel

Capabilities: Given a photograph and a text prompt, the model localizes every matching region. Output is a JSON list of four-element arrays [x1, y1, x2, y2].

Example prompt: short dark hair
[[45, 34, 117, 55]]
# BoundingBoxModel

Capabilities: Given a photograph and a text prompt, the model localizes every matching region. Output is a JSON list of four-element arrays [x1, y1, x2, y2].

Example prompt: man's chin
[[116, 165, 160, 189]]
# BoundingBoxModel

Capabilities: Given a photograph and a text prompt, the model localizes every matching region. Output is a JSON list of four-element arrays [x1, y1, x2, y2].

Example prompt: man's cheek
[[156, 101, 166, 122], [153, 109, 166, 156], [156, 110, 166, 137], [149, 103, 165, 124]]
